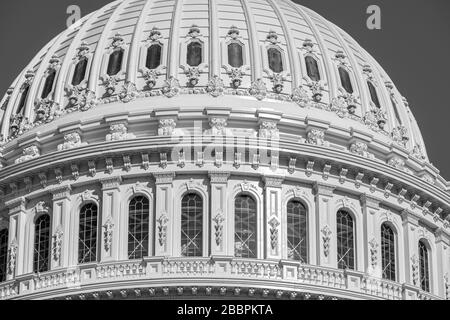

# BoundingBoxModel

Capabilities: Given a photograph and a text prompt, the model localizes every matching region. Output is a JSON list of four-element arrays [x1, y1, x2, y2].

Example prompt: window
[[33, 214, 51, 273], [305, 56, 320, 81], [228, 43, 244, 68], [187, 42, 202, 67], [128, 196, 150, 259], [287, 200, 308, 263], [0, 229, 8, 282], [391, 97, 402, 125], [336, 210, 355, 270], [419, 240, 430, 292], [381, 223, 396, 281], [146, 44, 162, 70], [268, 48, 283, 73], [72, 57, 88, 86], [41, 69, 56, 99], [339, 67, 353, 94], [107, 49, 124, 76], [234, 194, 257, 259], [78, 203, 98, 264], [17, 85, 30, 115], [181, 193, 203, 257], [367, 81, 381, 109]]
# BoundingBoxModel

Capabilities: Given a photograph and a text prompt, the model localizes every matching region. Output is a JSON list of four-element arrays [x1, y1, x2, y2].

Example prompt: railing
[[0, 258, 444, 300]]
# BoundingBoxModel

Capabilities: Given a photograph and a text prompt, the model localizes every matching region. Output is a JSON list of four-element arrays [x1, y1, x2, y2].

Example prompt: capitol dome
[[0, 0, 448, 300]]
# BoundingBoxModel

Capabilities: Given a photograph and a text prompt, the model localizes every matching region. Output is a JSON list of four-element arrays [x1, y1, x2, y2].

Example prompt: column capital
[[313, 182, 335, 197], [5, 197, 26, 214], [101, 176, 123, 190], [360, 194, 380, 210], [263, 175, 284, 189], [153, 172, 176, 185], [208, 171, 230, 184], [50, 185, 72, 201]]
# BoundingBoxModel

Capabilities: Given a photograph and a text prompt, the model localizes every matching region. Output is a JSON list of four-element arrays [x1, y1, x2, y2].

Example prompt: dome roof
[[0, 0, 428, 160]]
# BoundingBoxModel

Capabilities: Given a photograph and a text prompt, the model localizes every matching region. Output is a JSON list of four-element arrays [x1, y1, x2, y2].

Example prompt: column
[[360, 194, 380, 276], [312, 182, 335, 268], [100, 176, 122, 262], [401, 210, 420, 300], [263, 175, 284, 260], [208, 171, 230, 256], [5, 197, 27, 279], [154, 172, 175, 257], [435, 228, 449, 299], [50, 185, 72, 269]]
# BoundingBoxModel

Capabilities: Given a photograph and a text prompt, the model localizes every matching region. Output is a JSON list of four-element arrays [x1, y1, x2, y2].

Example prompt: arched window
[[17, 85, 30, 115], [287, 200, 308, 263], [181, 193, 203, 257], [107, 49, 124, 76], [128, 196, 150, 259], [228, 43, 244, 68], [367, 81, 381, 109], [0, 229, 8, 282], [381, 223, 396, 281], [418, 240, 430, 292], [146, 44, 162, 70], [268, 48, 283, 73], [336, 210, 355, 270], [41, 69, 56, 99], [33, 214, 51, 273], [187, 42, 202, 67], [305, 56, 320, 81], [338, 67, 353, 94], [234, 194, 257, 259], [78, 203, 98, 264], [72, 57, 88, 86]]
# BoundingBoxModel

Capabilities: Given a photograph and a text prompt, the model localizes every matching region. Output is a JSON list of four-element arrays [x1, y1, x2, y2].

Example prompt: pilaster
[[435, 228, 450, 299], [154, 172, 175, 257], [401, 210, 420, 287], [50, 185, 72, 269], [100, 176, 122, 262], [209, 171, 230, 256], [263, 175, 284, 260], [5, 197, 27, 279], [360, 194, 380, 276]]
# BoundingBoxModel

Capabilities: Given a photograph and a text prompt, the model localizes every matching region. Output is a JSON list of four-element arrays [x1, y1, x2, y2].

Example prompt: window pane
[[381, 224, 396, 281], [0, 229, 8, 282], [146, 44, 162, 70], [72, 57, 88, 86], [41, 69, 56, 99], [367, 81, 381, 109], [336, 210, 355, 270], [187, 42, 202, 67], [339, 67, 353, 94], [305, 56, 320, 81], [17, 85, 30, 115], [287, 200, 308, 263], [234, 195, 257, 259], [79, 203, 98, 264], [181, 193, 203, 257], [268, 48, 283, 73], [128, 196, 150, 259], [419, 241, 430, 292], [228, 43, 243, 68], [34, 215, 51, 273], [107, 49, 124, 76]]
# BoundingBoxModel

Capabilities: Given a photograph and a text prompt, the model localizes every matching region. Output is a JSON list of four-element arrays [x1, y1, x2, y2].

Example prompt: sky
[[0, 0, 449, 179]]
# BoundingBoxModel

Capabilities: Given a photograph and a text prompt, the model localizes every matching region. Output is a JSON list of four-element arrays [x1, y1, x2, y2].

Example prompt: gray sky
[[1, 0, 449, 179]]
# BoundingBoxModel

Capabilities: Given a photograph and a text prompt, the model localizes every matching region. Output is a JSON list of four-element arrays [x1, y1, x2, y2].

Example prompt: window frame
[[380, 223, 397, 281], [418, 239, 431, 292], [234, 193, 258, 259], [128, 196, 150, 260], [286, 199, 308, 263], [304, 55, 321, 82], [78, 202, 99, 265], [180, 192, 204, 258], [33, 213, 51, 273], [338, 66, 354, 94], [0, 228, 8, 282], [336, 209, 356, 270]]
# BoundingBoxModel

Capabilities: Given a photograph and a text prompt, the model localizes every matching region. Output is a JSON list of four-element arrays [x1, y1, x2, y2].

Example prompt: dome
[[0, 0, 449, 300]]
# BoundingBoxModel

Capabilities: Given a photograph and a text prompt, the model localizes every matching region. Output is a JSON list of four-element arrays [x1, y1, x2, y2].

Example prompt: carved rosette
[[388, 157, 405, 170], [65, 86, 97, 112], [157, 213, 169, 246], [391, 126, 409, 147], [58, 132, 86, 151], [162, 77, 181, 98], [349, 142, 374, 159], [249, 79, 267, 101], [259, 121, 279, 140], [206, 76, 225, 97], [306, 129, 329, 147], [213, 210, 225, 246], [208, 117, 228, 136], [34, 98, 60, 125], [119, 82, 139, 103], [8, 114, 32, 141], [158, 119, 177, 136], [52, 226, 64, 262], [106, 123, 135, 141], [321, 226, 332, 257], [103, 217, 114, 252], [8, 240, 18, 274], [412, 144, 426, 161], [15, 145, 40, 164], [291, 86, 311, 107], [369, 238, 379, 268]]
